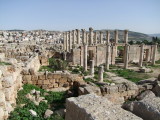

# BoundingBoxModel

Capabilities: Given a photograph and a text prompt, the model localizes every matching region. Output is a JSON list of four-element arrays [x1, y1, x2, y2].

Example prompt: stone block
[[38, 75, 46, 80], [127, 90, 136, 96], [52, 74, 61, 79], [31, 75, 38, 81], [0, 108, 4, 120], [49, 79, 55, 84], [108, 86, 118, 94], [4, 87, 15, 101], [47, 73, 53, 79], [0, 91, 5, 107], [42, 85, 48, 89], [2, 75, 16, 88], [32, 81, 37, 85], [21, 69, 29, 75], [43, 80, 50, 85], [48, 84, 53, 88], [23, 75, 31, 82], [53, 83, 59, 88], [60, 78, 68, 83], [38, 80, 43, 84], [29, 69, 35, 75]]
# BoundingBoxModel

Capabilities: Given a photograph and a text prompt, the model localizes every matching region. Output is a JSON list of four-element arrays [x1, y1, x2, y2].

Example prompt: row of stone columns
[[63, 28, 129, 52], [139, 43, 158, 67]]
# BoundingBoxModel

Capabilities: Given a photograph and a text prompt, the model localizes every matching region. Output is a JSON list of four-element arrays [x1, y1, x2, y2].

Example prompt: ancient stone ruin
[[0, 28, 160, 120]]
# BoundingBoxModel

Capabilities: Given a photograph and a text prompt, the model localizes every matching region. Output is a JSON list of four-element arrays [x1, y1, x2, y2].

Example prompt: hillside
[[95, 29, 152, 42], [148, 33, 160, 38]]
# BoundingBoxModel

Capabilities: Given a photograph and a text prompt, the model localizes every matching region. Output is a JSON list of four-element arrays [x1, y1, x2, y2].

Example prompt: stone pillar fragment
[[114, 30, 118, 44], [90, 60, 94, 76], [98, 66, 104, 82], [81, 29, 86, 44], [152, 43, 158, 65], [100, 31, 103, 44], [94, 32, 98, 45], [63, 32, 66, 51], [83, 44, 88, 71], [86, 33, 89, 45], [63, 52, 67, 60], [72, 30, 76, 45], [106, 30, 110, 44], [66, 32, 69, 52], [124, 44, 129, 69], [115, 30, 118, 57], [124, 30, 128, 44], [139, 44, 144, 67], [89, 27, 94, 45], [76, 29, 80, 44], [69, 31, 72, 51], [105, 44, 110, 70]]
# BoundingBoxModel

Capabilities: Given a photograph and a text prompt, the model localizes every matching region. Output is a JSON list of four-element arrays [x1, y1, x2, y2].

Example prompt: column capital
[[89, 27, 93, 31], [124, 29, 129, 33]]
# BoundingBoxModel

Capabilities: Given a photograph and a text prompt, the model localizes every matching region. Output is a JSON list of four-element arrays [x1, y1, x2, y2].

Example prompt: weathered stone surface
[[2, 75, 15, 88], [136, 90, 155, 100], [65, 94, 142, 120], [152, 84, 160, 96], [78, 84, 101, 96], [29, 109, 37, 117], [158, 74, 160, 81], [44, 109, 53, 118], [123, 91, 160, 120]]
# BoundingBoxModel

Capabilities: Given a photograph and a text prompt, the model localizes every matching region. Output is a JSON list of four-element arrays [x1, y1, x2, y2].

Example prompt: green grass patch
[[111, 69, 150, 82], [39, 66, 55, 72], [118, 46, 124, 51], [0, 62, 11, 65], [39, 58, 69, 72], [8, 84, 65, 120]]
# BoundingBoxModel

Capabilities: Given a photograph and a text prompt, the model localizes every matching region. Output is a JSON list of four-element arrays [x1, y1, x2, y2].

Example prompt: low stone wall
[[22, 72, 83, 90], [100, 83, 139, 101], [0, 65, 22, 120]]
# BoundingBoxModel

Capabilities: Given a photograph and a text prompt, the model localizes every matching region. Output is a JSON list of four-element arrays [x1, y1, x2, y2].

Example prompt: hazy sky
[[0, 0, 160, 34]]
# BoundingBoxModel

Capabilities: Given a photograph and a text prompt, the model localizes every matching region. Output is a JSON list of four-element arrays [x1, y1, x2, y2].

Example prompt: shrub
[[8, 84, 65, 120]]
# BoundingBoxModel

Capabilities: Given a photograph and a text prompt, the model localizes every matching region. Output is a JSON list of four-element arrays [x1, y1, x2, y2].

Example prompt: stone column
[[63, 52, 67, 60], [83, 44, 88, 71], [100, 31, 103, 44], [63, 32, 66, 51], [152, 43, 158, 65], [76, 29, 80, 44], [89, 27, 94, 45], [94, 32, 98, 45], [139, 43, 144, 67], [105, 44, 110, 70], [114, 30, 118, 44], [72, 30, 76, 45], [90, 60, 94, 76], [106, 30, 110, 44], [81, 29, 86, 44], [86, 32, 89, 45], [98, 66, 104, 82], [115, 30, 118, 57], [66, 32, 69, 52], [124, 30, 128, 44], [69, 31, 72, 51], [124, 44, 129, 69]]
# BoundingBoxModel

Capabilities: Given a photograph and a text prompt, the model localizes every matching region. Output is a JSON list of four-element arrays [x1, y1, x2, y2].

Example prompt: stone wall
[[0, 65, 22, 120], [22, 71, 83, 90]]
